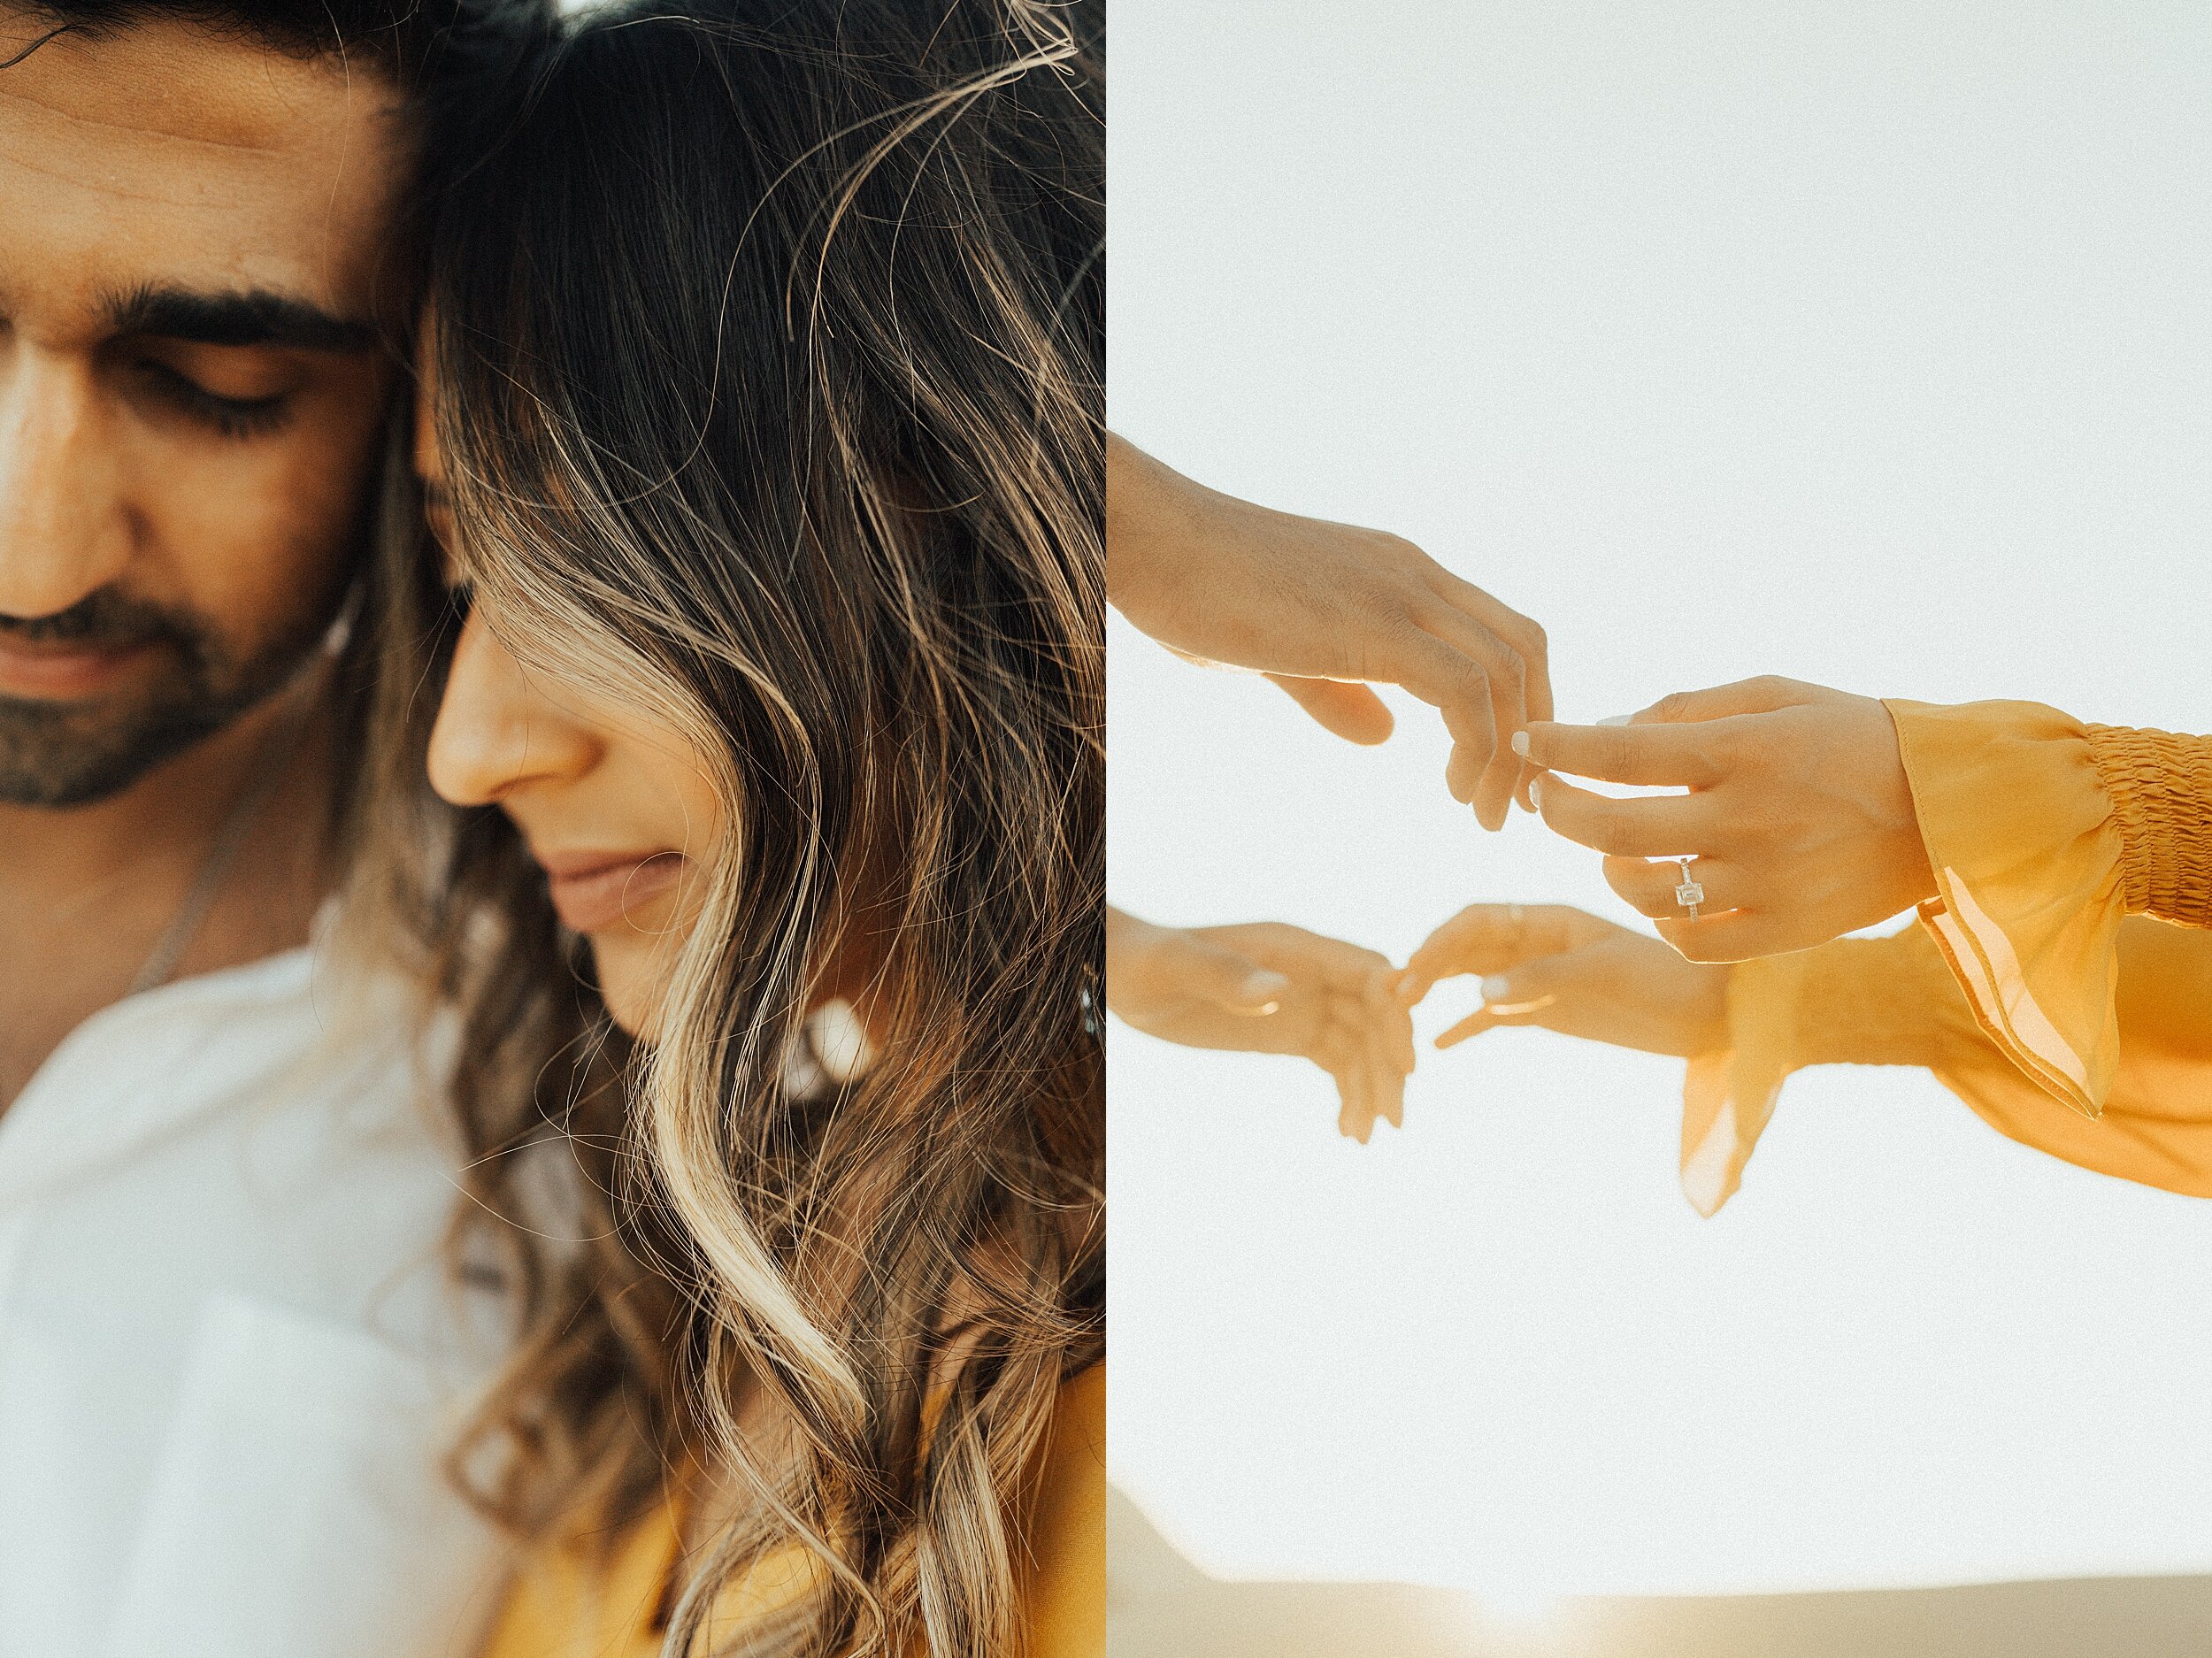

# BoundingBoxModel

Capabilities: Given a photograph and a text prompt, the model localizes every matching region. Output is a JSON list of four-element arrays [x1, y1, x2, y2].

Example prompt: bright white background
[[1108, 0, 2212, 1600]]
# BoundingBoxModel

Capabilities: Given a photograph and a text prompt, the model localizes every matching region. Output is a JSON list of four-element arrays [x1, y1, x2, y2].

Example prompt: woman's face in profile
[[413, 374, 722, 1039]]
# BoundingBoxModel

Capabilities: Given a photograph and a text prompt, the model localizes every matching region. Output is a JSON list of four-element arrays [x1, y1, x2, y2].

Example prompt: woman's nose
[[426, 608, 601, 807]]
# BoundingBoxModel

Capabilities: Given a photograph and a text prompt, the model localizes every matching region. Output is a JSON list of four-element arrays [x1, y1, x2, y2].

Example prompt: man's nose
[[0, 350, 132, 619]]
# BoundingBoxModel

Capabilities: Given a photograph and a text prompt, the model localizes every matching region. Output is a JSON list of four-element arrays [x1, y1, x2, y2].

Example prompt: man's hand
[[1398, 902, 1729, 1057], [1107, 906, 1416, 1142], [1108, 434, 1550, 831], [1515, 678, 1939, 963]]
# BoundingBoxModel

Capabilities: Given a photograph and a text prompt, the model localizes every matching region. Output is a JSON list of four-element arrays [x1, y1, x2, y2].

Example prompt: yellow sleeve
[[1888, 700, 2212, 1118], [1021, 1364, 1105, 1658], [1678, 920, 2212, 1214]]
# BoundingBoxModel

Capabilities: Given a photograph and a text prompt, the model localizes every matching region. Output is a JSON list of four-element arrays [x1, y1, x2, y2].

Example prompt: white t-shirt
[[0, 928, 509, 1657]]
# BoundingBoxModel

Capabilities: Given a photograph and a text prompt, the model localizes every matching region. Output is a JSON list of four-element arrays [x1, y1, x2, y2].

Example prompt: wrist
[[1103, 906, 1161, 999], [1104, 433, 1173, 615], [1875, 698, 1941, 910]]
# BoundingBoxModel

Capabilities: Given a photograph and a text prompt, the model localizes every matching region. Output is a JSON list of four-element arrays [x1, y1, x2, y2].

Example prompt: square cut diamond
[[1675, 877, 1705, 906]]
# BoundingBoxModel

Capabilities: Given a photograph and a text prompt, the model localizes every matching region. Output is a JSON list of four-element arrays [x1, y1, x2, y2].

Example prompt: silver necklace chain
[[126, 679, 321, 1000]]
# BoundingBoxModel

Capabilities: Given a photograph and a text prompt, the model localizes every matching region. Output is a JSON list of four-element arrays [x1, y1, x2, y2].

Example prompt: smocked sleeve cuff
[[2085, 724, 2212, 928], [1678, 929, 1960, 1216]]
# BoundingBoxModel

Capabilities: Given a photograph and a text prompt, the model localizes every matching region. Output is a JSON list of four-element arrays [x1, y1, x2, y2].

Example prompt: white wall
[[1109, 0, 2212, 1598]]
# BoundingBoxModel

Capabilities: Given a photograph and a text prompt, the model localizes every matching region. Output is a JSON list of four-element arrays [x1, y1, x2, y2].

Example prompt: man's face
[[0, 9, 408, 806]]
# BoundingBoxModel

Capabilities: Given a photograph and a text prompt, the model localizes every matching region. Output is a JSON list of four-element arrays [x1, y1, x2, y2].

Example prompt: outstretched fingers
[[1373, 587, 1551, 831], [1263, 674, 1397, 746], [1433, 956, 1567, 1048], [1528, 772, 1710, 859], [1517, 719, 1720, 790], [1400, 902, 1586, 1003], [1414, 600, 1535, 830], [1629, 676, 1819, 726]]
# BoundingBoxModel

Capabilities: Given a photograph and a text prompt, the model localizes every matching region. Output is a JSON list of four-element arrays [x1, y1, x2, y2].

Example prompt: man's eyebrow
[[107, 285, 377, 353]]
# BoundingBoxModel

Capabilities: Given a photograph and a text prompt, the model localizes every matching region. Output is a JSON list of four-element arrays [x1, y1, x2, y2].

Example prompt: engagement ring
[[1673, 858, 1705, 919]]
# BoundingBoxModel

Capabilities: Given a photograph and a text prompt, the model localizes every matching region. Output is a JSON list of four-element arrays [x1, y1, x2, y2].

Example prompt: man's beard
[[0, 588, 326, 809]]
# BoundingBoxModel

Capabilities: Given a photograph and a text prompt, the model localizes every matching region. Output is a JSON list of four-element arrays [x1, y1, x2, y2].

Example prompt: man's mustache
[[0, 589, 208, 660]]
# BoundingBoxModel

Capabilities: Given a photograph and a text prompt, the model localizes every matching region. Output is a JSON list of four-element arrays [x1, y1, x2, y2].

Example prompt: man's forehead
[[0, 10, 410, 326]]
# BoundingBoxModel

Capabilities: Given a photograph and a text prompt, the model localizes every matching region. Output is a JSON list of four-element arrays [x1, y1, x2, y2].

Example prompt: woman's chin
[[586, 938, 663, 1041]]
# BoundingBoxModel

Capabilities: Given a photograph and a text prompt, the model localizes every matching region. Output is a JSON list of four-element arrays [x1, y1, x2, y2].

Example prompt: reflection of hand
[[1106, 434, 1550, 831], [1398, 903, 1728, 1057], [1517, 678, 1938, 963], [1107, 906, 1416, 1142]]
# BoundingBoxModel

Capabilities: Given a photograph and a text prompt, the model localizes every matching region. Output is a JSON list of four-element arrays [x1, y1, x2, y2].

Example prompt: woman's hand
[[1107, 434, 1550, 831], [1397, 903, 1729, 1057], [1515, 678, 1939, 963], [1106, 906, 1416, 1142]]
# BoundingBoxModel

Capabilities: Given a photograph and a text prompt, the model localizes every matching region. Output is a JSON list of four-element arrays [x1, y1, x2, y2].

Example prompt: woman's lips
[[538, 849, 687, 934]]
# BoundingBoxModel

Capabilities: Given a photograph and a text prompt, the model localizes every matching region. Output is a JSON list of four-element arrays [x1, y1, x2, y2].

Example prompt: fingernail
[[1509, 730, 1531, 758], [1596, 713, 1633, 727], [1242, 970, 1291, 1005], [1480, 974, 1512, 1003], [1527, 775, 1543, 809]]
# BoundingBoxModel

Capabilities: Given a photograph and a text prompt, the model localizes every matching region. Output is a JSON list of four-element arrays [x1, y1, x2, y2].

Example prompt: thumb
[[1166, 934, 1293, 1014], [1620, 676, 1818, 726], [1263, 674, 1396, 745]]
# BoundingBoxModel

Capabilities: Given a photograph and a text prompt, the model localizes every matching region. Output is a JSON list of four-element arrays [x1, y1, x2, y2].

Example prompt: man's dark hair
[[22, 0, 555, 181]]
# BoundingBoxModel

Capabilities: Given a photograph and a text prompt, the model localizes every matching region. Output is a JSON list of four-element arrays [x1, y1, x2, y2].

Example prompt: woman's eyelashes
[[134, 358, 293, 441]]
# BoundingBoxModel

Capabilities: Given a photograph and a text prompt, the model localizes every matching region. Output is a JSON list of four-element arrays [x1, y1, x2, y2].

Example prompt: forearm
[[1746, 927, 1968, 1072]]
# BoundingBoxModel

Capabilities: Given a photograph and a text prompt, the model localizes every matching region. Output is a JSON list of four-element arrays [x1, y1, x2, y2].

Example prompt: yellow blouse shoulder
[[480, 1364, 1105, 1658], [1022, 1362, 1107, 1658]]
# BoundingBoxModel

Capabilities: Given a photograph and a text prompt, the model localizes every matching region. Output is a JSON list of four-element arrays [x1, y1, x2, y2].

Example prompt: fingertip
[[1435, 1015, 1482, 1048], [1509, 729, 1531, 758]]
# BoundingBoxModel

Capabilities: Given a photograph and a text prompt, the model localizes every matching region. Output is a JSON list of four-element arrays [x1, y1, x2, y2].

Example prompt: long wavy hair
[[349, 1, 1103, 1653]]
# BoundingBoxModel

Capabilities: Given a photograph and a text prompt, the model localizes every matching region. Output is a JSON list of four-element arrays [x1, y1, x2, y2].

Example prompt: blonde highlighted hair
[[352, 1, 1103, 1652]]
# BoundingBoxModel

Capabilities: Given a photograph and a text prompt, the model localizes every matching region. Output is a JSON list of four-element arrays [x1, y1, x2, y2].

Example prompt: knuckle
[[1599, 729, 1636, 775], [1379, 532, 1425, 564]]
